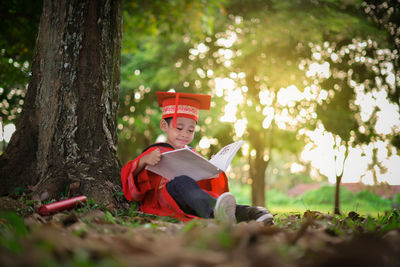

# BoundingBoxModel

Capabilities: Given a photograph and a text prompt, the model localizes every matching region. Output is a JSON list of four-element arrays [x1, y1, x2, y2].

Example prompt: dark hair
[[164, 117, 172, 125], [163, 117, 198, 126]]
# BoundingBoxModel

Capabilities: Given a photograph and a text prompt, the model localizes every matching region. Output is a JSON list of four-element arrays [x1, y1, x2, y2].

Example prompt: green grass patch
[[229, 182, 395, 216], [0, 212, 29, 253]]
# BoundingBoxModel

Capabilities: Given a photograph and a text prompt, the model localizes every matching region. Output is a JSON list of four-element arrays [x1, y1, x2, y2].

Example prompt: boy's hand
[[142, 148, 162, 166]]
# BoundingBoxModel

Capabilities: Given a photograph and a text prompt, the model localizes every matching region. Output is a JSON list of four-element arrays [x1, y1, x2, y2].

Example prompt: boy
[[121, 91, 273, 224]]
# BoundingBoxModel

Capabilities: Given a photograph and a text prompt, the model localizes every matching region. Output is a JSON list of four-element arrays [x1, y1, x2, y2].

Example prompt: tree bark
[[250, 152, 269, 206], [334, 173, 342, 215], [0, 0, 123, 206], [248, 128, 269, 207], [334, 145, 349, 215]]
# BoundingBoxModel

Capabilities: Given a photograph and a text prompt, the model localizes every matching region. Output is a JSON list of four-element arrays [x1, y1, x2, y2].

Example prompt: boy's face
[[161, 117, 196, 149]]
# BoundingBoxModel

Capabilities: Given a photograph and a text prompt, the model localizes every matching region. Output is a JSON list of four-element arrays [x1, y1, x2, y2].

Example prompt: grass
[[268, 204, 383, 217], [229, 181, 397, 216]]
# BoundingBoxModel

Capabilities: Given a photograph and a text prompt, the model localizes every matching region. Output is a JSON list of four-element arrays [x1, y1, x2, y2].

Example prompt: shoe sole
[[255, 213, 274, 225], [214, 192, 237, 224]]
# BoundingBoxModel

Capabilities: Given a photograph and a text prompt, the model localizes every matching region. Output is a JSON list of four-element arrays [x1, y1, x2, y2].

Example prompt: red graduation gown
[[120, 144, 230, 221]]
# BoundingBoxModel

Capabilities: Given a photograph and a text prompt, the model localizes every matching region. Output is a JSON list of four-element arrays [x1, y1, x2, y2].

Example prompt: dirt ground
[[1, 197, 400, 267]]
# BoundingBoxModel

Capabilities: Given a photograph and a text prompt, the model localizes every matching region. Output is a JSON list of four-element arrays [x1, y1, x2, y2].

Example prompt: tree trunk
[[248, 128, 270, 207], [250, 152, 269, 206], [334, 173, 342, 215], [0, 0, 123, 207], [334, 145, 348, 215]]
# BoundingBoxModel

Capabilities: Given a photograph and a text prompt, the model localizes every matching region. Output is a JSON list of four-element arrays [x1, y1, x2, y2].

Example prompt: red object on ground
[[37, 196, 87, 215]]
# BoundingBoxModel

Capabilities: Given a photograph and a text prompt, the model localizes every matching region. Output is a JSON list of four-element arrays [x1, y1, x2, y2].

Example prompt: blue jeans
[[166, 175, 255, 221], [166, 175, 217, 218]]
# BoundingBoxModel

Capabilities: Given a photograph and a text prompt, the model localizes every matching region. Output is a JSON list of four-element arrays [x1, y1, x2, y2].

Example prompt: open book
[[145, 140, 244, 181]]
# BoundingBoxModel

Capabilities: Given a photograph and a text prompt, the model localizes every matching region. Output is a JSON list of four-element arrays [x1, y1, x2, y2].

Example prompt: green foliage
[[332, 209, 400, 235], [0, 0, 42, 128], [356, 190, 391, 207], [103, 211, 118, 224], [273, 208, 400, 239], [217, 226, 236, 249], [297, 185, 354, 205], [316, 85, 358, 142], [10, 187, 28, 197], [228, 181, 251, 205], [292, 185, 392, 213], [230, 181, 393, 214], [0, 0, 42, 61], [363, 0, 400, 105], [0, 212, 28, 253], [75, 198, 107, 214], [393, 193, 400, 206], [123, 0, 225, 53], [267, 189, 292, 205], [119, 0, 227, 162]]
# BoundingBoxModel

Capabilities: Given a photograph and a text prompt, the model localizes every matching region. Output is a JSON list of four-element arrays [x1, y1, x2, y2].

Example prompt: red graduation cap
[[156, 91, 211, 127]]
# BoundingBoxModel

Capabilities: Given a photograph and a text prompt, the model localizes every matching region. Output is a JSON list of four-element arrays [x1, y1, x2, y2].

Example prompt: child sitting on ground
[[121, 91, 273, 224]]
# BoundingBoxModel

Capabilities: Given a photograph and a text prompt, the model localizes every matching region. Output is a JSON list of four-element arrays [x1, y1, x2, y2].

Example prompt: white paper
[[209, 140, 244, 171], [145, 140, 243, 181]]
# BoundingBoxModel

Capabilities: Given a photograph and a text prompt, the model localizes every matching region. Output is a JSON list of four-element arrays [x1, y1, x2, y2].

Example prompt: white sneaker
[[255, 213, 274, 225], [251, 206, 274, 225], [214, 192, 237, 224]]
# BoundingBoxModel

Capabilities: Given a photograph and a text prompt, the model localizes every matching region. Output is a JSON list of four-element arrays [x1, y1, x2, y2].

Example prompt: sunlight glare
[[199, 137, 211, 149], [259, 90, 273, 105], [290, 162, 305, 173], [301, 127, 336, 183], [375, 92, 400, 135], [216, 31, 237, 48], [214, 77, 235, 97], [234, 119, 247, 137], [318, 89, 328, 101], [197, 68, 206, 78], [380, 155, 400, 185], [0, 123, 16, 142], [220, 88, 243, 122], [330, 53, 339, 62], [262, 107, 274, 129], [306, 62, 330, 78], [238, 72, 246, 79], [312, 52, 321, 60], [354, 90, 374, 122], [155, 134, 166, 143], [189, 48, 199, 56], [221, 104, 237, 122], [197, 43, 208, 53], [223, 49, 233, 60], [303, 85, 319, 101], [354, 82, 400, 135], [277, 85, 303, 107], [242, 142, 249, 156]]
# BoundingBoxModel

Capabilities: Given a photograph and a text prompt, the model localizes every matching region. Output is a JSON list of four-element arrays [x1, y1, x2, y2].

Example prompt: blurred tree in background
[[302, 0, 399, 213]]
